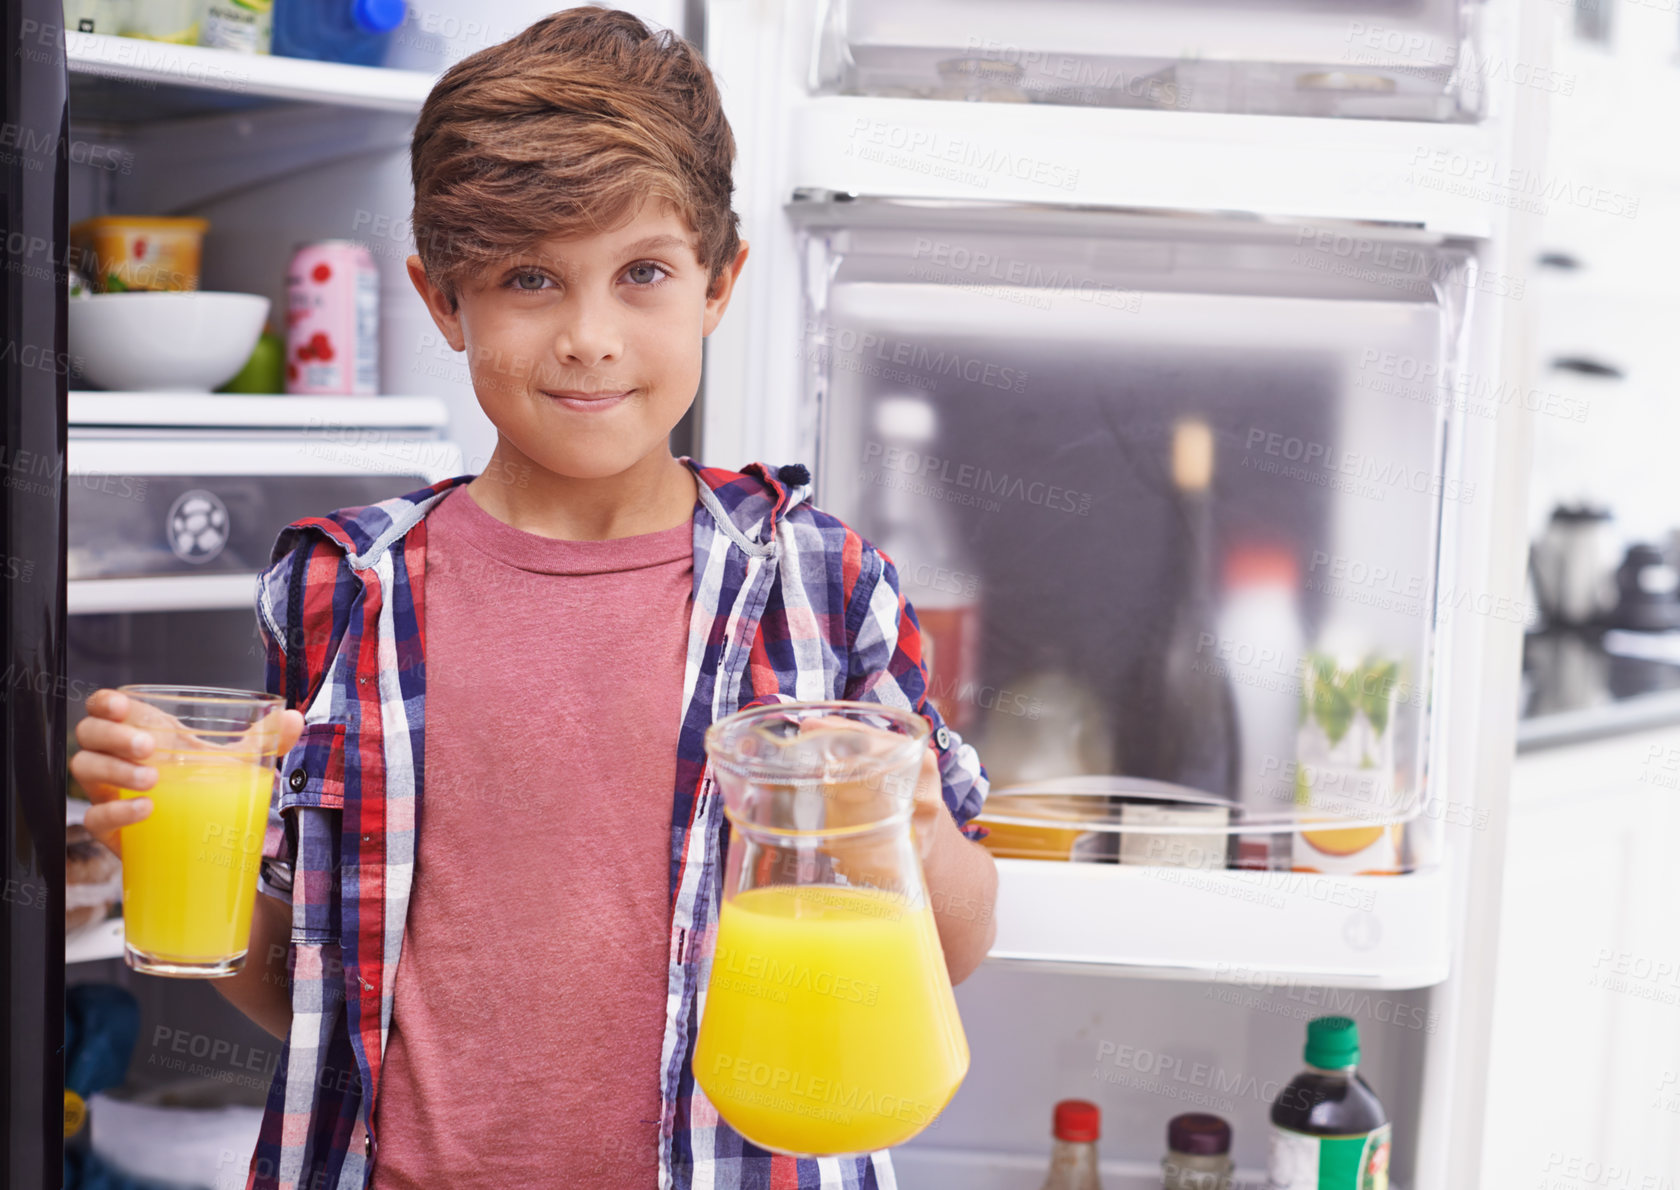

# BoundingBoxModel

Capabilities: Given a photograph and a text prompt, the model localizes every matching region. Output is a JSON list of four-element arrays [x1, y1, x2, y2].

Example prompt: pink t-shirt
[[370, 485, 694, 1189]]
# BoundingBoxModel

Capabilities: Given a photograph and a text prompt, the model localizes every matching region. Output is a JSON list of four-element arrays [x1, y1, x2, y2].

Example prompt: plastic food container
[[70, 216, 210, 293], [973, 777, 1415, 873]]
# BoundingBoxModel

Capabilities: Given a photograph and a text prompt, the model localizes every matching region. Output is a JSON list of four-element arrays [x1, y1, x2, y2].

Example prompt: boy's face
[[408, 201, 746, 481]]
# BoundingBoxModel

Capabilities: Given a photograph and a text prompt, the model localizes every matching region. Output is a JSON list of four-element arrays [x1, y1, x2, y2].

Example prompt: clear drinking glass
[[113, 685, 285, 977], [694, 700, 970, 1155]]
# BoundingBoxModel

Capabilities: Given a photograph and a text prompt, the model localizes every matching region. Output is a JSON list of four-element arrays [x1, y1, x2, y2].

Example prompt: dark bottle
[[1132, 417, 1240, 801], [1268, 1017, 1392, 1190]]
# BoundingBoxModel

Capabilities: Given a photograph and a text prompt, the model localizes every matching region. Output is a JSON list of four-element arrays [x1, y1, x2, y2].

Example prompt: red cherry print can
[[285, 241, 379, 395]]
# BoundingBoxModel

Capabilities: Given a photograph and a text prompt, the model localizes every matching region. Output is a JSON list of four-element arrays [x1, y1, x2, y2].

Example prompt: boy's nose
[[551, 304, 623, 370]]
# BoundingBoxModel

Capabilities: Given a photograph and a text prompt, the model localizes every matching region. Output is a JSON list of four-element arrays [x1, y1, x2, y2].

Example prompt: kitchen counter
[[1517, 629, 1680, 751]]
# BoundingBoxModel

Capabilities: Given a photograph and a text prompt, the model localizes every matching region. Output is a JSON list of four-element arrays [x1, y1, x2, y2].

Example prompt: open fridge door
[[700, 0, 1547, 1183]]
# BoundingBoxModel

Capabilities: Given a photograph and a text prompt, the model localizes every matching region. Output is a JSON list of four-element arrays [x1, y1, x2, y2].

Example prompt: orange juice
[[119, 756, 273, 968], [694, 884, 969, 1155]]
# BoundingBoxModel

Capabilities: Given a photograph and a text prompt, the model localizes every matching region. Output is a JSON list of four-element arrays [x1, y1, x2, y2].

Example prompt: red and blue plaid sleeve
[[843, 541, 990, 835]]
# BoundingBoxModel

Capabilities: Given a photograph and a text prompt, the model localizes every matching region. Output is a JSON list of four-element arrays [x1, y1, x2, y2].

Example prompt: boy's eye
[[624, 262, 669, 287], [510, 271, 552, 291]]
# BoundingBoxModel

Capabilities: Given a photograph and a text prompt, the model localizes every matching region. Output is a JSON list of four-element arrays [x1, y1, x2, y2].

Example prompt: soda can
[[286, 241, 379, 395]]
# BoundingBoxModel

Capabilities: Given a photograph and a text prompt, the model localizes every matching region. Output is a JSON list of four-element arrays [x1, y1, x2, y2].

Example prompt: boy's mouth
[[544, 389, 633, 412]]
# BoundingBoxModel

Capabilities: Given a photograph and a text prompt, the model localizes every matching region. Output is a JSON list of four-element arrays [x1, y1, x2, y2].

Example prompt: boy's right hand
[[71, 689, 304, 857]]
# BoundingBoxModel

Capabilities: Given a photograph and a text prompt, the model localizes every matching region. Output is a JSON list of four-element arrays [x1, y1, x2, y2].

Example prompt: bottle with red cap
[[1040, 1099, 1102, 1190], [1162, 1112, 1235, 1189]]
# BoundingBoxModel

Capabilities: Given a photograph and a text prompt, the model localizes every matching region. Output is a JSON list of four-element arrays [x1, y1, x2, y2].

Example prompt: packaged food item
[[123, 0, 199, 42], [976, 793, 1110, 862], [1269, 1017, 1391, 1190], [1118, 801, 1230, 870], [286, 241, 379, 396], [1162, 1113, 1234, 1190], [1039, 1099, 1101, 1190], [70, 216, 209, 293], [200, 0, 272, 52], [1292, 651, 1407, 875]]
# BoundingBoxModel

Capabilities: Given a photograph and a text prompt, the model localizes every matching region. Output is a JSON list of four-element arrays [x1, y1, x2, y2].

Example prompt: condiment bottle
[[1269, 1016, 1392, 1189], [1162, 1112, 1234, 1189], [1040, 1099, 1102, 1190]]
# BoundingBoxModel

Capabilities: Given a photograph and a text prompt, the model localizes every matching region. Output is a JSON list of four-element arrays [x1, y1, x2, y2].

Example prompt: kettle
[[1611, 543, 1680, 631], [1531, 506, 1618, 628]]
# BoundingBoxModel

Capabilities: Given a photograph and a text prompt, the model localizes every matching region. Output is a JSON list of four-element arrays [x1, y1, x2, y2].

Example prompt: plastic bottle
[[1218, 545, 1303, 869], [1269, 1017, 1392, 1190], [1162, 1113, 1235, 1190], [271, 0, 405, 65], [868, 396, 984, 732], [1040, 1099, 1102, 1190]]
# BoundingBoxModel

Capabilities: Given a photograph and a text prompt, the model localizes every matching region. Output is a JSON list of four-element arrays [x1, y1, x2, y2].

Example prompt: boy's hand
[[71, 689, 304, 858]]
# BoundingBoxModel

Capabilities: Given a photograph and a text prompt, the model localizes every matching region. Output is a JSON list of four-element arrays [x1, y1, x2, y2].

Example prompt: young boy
[[72, 8, 997, 1188]]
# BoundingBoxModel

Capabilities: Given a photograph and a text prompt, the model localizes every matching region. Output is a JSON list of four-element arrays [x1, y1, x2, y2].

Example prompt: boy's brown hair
[[410, 6, 739, 306]]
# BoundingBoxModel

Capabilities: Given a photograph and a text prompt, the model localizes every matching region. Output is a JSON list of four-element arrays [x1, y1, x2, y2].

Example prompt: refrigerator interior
[[812, 0, 1487, 120]]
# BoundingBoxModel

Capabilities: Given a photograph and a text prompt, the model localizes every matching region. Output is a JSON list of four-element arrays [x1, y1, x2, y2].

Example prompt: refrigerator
[[699, 0, 1548, 1185], [7, 0, 1552, 1185], [3, 0, 71, 1183]]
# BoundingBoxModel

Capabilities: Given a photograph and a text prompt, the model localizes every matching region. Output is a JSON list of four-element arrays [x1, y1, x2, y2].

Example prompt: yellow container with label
[[71, 216, 209, 293]]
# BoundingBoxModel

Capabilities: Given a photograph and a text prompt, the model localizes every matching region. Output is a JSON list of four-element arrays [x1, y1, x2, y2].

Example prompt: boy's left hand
[[908, 744, 945, 861], [797, 713, 946, 860]]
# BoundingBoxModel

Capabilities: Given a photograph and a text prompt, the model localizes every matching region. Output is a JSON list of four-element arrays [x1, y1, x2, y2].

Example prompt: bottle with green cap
[[1267, 1016, 1392, 1190]]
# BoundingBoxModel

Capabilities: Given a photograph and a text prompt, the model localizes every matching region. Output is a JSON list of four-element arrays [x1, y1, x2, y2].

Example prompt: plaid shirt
[[247, 458, 989, 1190]]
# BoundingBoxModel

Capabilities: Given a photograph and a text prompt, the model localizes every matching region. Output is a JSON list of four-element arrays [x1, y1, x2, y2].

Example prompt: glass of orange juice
[[113, 685, 285, 978], [695, 701, 970, 1156]]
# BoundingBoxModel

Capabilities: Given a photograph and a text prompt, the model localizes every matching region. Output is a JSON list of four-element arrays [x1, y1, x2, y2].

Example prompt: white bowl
[[69, 292, 270, 393]]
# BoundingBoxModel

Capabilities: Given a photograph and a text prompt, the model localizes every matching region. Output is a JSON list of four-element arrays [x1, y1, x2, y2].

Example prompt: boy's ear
[[406, 255, 465, 352], [702, 241, 750, 338]]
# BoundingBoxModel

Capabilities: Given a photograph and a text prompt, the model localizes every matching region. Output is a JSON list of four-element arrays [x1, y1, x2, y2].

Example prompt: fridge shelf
[[986, 858, 1449, 990], [65, 32, 435, 119], [68, 574, 258, 615], [69, 393, 451, 431], [790, 97, 1504, 236], [812, 0, 1484, 123]]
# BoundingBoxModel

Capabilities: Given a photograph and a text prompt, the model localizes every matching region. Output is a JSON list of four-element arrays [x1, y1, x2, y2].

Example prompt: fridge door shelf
[[813, 0, 1485, 122], [977, 781, 1430, 872], [787, 97, 1507, 235], [64, 32, 436, 120], [987, 857, 1450, 989]]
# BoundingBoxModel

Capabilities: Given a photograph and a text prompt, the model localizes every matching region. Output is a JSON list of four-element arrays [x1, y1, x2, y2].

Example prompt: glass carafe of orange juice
[[695, 700, 970, 1156]]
